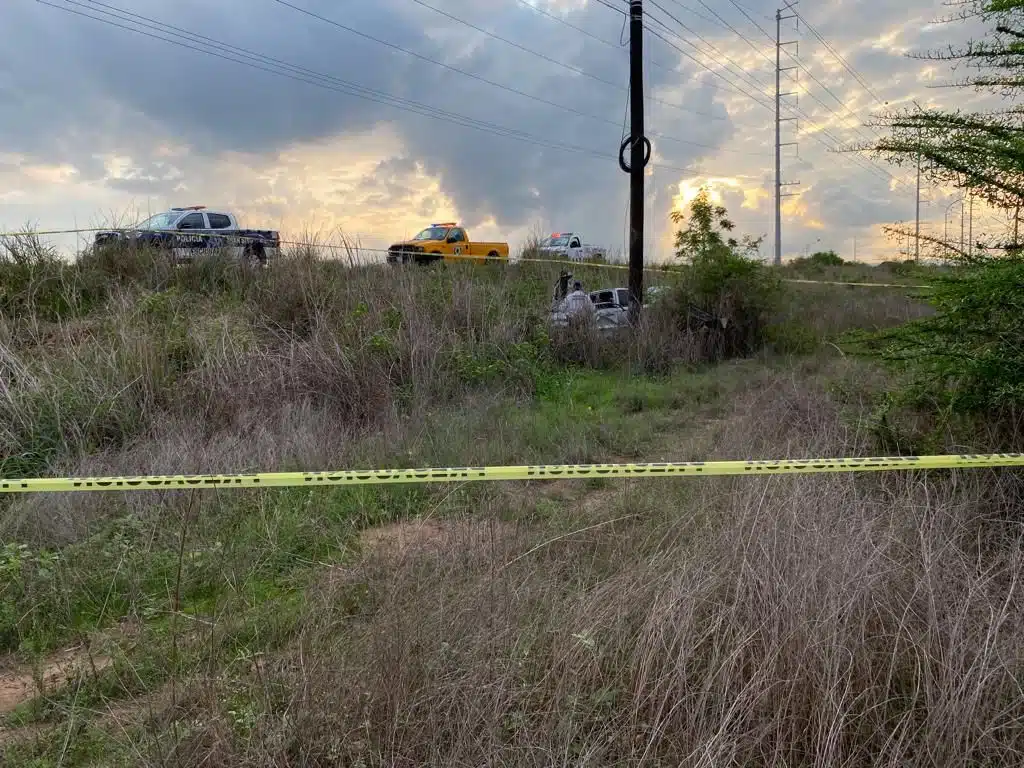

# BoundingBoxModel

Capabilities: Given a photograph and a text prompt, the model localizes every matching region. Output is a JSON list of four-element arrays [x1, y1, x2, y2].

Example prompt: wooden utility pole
[[625, 0, 646, 322]]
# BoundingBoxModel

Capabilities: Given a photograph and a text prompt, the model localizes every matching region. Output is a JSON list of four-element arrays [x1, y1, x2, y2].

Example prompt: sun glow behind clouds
[[669, 176, 774, 221], [670, 177, 738, 213]]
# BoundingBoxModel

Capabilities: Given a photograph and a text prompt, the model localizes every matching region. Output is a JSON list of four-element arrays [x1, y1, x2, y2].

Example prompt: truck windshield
[[135, 212, 181, 230], [412, 227, 451, 241], [541, 235, 570, 247]]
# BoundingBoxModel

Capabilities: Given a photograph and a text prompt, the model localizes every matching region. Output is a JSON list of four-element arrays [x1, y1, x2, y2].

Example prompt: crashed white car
[[550, 285, 674, 333], [550, 287, 631, 333]]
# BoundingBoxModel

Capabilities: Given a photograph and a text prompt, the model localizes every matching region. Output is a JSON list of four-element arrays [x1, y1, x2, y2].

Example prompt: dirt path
[[0, 645, 111, 717]]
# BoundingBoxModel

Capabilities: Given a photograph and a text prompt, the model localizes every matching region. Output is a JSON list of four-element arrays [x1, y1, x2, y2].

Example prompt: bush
[[766, 320, 820, 355], [663, 188, 780, 360], [659, 250, 780, 361], [791, 250, 845, 268], [846, 252, 1024, 416]]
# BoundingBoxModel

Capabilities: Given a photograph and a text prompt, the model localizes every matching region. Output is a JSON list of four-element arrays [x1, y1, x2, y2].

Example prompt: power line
[[646, 0, 774, 90], [268, 0, 755, 155], [793, 8, 886, 107], [513, 0, 668, 78], [669, 0, 775, 67], [645, 1, 777, 105], [39, 0, 704, 174], [642, 10, 775, 110], [726, 0, 774, 42], [403, 0, 725, 121], [643, 23, 769, 107], [513, 0, 629, 53], [590, 0, 630, 17], [511, 0, 737, 110], [645, 0, 905, 186]]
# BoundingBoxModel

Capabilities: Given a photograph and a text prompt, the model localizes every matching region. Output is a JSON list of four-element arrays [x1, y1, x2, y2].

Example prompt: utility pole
[[968, 193, 974, 254], [960, 197, 965, 253], [621, 0, 648, 321], [914, 127, 922, 261], [774, 4, 799, 266]]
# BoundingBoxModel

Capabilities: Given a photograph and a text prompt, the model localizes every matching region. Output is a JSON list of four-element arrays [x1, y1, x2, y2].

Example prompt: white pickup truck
[[93, 206, 281, 265], [537, 232, 606, 263]]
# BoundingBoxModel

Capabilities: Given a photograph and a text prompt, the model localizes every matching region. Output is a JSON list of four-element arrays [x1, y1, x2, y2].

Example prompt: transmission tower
[[774, 3, 800, 266]]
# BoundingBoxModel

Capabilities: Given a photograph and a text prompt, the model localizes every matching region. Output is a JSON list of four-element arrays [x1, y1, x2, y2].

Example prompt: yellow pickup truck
[[386, 223, 509, 266]]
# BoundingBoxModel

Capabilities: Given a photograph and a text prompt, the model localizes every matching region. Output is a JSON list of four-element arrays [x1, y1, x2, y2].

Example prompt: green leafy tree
[[670, 188, 762, 262], [664, 188, 777, 359], [866, 0, 1024, 253], [851, 1, 1024, 433]]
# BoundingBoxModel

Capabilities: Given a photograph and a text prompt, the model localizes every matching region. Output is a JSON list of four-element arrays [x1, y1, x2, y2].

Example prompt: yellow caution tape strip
[[1, 454, 1021, 493], [782, 278, 928, 289]]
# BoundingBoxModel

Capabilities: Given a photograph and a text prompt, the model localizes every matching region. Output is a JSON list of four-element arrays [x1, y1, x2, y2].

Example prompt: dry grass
[[5, 234, 1022, 766], [130, 373, 1024, 767]]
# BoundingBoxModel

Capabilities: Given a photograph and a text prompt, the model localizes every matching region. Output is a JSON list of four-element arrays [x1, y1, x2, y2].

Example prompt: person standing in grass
[[563, 280, 594, 319]]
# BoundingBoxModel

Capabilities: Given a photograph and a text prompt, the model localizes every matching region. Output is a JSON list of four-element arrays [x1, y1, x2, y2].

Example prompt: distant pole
[[626, 0, 646, 321], [914, 127, 922, 261], [960, 197, 965, 253], [853, 236, 857, 262], [968, 193, 974, 254]]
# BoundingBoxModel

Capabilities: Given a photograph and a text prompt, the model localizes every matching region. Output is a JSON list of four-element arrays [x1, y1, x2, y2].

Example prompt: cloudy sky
[[0, 0, 999, 261]]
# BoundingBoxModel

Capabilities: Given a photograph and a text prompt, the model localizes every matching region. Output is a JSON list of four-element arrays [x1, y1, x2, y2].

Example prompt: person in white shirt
[[562, 281, 594, 319]]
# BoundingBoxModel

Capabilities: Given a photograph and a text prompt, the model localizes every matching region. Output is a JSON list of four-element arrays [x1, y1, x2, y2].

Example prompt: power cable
[[726, 0, 774, 42], [669, 0, 775, 67], [402, 0, 728, 122], [793, 9, 886, 107], [510, 0, 761, 129], [642, 0, 906, 187], [647, 0, 905, 186], [39, 0, 702, 173], [643, 18, 774, 109], [644, 2, 776, 107], [266, 0, 756, 155]]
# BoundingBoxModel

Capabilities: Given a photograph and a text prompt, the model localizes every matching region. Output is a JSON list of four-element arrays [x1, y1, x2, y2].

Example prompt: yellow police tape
[[2, 454, 1022, 493]]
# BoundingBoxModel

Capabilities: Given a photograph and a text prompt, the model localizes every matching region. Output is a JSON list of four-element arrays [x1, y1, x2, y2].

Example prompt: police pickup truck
[[537, 232, 606, 263], [93, 206, 281, 265]]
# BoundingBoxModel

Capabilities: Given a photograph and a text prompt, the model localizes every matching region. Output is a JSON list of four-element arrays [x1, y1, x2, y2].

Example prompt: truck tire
[[486, 250, 502, 265]]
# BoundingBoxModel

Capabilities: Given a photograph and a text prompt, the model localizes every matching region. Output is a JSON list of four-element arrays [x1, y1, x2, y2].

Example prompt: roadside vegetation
[[2, 187, 1022, 765], [5, 2, 1024, 757]]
